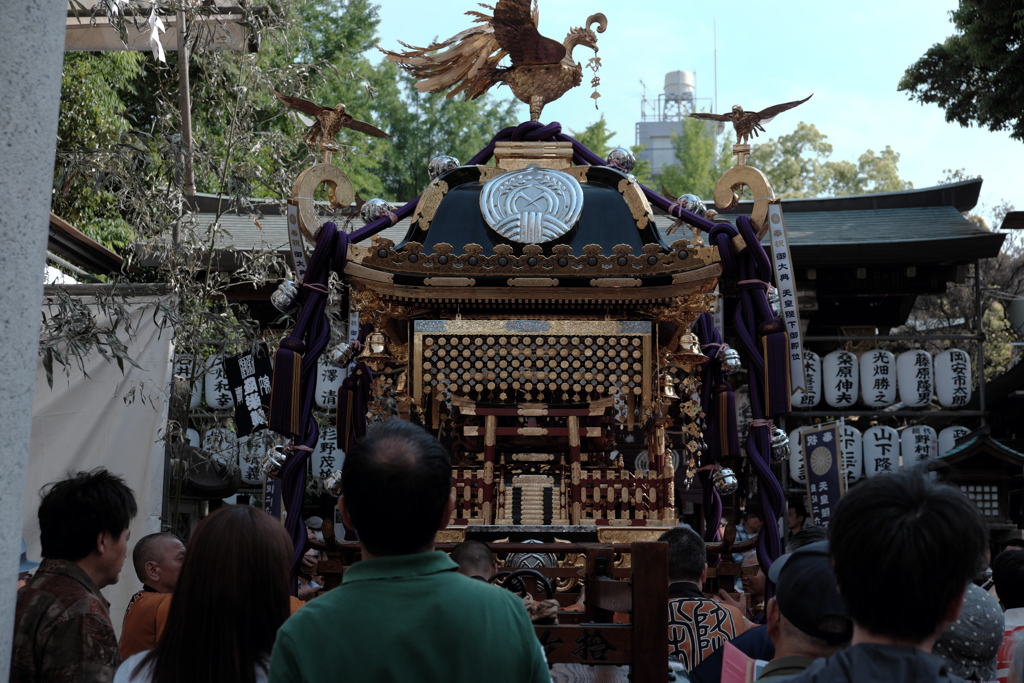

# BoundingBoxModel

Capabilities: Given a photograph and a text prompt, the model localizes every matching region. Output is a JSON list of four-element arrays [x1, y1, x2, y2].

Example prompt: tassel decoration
[[268, 337, 306, 437], [759, 319, 792, 417], [713, 382, 741, 458]]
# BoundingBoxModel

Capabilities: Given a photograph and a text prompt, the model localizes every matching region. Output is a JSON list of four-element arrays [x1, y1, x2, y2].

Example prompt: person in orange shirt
[[119, 532, 185, 659]]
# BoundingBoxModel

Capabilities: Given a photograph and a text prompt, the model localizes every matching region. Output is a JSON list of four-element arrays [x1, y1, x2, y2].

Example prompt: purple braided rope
[[728, 216, 786, 579], [694, 314, 724, 542], [277, 221, 340, 592]]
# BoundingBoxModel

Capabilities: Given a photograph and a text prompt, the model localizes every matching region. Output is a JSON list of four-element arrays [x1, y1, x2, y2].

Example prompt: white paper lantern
[[203, 427, 238, 465], [863, 426, 899, 478], [901, 425, 938, 466], [173, 355, 202, 409], [840, 424, 863, 482], [238, 435, 267, 485], [860, 349, 897, 407], [186, 428, 200, 447], [935, 349, 972, 408], [788, 427, 812, 484], [823, 350, 859, 408], [939, 425, 971, 456], [312, 427, 345, 481], [791, 350, 822, 409], [315, 358, 346, 410], [897, 350, 933, 408], [204, 356, 234, 411]]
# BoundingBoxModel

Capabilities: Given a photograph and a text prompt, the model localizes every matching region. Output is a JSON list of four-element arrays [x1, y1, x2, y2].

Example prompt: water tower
[[636, 70, 713, 179]]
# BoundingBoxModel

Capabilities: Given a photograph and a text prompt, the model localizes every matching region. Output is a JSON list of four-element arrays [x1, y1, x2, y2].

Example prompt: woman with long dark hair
[[115, 505, 293, 683]]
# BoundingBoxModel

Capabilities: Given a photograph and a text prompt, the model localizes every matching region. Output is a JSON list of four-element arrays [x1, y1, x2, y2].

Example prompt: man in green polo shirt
[[268, 419, 550, 683]]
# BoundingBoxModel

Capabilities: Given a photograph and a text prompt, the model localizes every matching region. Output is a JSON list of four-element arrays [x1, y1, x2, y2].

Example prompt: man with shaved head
[[269, 419, 549, 683], [119, 532, 184, 659], [451, 540, 497, 581]]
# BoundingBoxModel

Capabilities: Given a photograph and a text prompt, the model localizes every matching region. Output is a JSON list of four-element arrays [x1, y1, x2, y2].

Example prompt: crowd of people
[[11, 418, 1024, 683]]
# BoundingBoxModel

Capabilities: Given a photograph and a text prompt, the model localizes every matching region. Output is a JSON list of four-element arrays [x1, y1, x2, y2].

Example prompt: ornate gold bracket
[[712, 164, 775, 241], [291, 163, 354, 243]]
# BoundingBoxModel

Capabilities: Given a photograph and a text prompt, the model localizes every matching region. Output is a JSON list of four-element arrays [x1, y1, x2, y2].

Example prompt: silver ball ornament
[[428, 155, 460, 180], [768, 288, 782, 317], [721, 346, 742, 375], [712, 467, 739, 495], [327, 343, 357, 367], [271, 280, 299, 314], [606, 147, 636, 173], [259, 445, 288, 479], [771, 428, 790, 464], [678, 193, 707, 217], [360, 198, 396, 225], [324, 469, 343, 497]]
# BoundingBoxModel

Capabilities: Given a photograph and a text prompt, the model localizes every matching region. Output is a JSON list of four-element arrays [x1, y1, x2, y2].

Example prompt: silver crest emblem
[[479, 165, 584, 243]]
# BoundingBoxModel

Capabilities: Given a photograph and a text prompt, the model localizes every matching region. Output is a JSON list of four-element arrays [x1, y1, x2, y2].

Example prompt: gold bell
[[661, 372, 680, 399], [358, 331, 390, 369], [359, 331, 388, 358], [674, 332, 709, 371]]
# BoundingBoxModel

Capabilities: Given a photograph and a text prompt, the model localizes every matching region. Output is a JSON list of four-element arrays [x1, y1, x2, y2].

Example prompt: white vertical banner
[[767, 203, 806, 394], [286, 201, 308, 281], [347, 296, 362, 375]]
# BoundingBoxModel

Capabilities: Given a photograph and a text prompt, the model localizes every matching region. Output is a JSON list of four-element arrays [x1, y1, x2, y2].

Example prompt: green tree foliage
[[53, 51, 146, 250], [983, 301, 1022, 380], [342, 69, 521, 201], [744, 122, 912, 198], [54, 0, 522, 249], [570, 115, 652, 185], [899, 0, 1024, 141], [658, 117, 730, 199]]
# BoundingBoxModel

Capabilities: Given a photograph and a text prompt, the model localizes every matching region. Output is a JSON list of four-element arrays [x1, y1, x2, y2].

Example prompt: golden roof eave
[[344, 262, 721, 308], [348, 240, 720, 278]]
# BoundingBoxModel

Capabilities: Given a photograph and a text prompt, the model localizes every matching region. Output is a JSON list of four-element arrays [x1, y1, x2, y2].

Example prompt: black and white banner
[[768, 202, 807, 394]]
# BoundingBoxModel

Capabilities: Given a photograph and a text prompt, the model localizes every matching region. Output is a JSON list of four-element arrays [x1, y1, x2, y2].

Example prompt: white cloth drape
[[25, 295, 175, 636]]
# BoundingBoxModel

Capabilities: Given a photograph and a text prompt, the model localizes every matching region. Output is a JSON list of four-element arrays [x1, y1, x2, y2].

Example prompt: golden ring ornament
[[809, 446, 833, 476], [713, 164, 775, 239], [291, 163, 355, 243]]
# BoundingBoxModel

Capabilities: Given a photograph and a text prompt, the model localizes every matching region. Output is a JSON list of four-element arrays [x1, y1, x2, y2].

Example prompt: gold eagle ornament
[[690, 95, 813, 145], [271, 89, 391, 157], [379, 0, 607, 122]]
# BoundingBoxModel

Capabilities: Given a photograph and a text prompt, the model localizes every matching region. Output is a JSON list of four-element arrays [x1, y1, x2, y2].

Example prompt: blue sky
[[372, 0, 1017, 223]]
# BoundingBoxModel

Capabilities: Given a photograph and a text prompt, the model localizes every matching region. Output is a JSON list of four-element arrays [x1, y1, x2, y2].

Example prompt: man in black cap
[[757, 541, 852, 680]]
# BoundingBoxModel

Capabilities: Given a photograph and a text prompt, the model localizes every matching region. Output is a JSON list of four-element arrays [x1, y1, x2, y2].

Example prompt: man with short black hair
[[785, 526, 827, 554], [660, 526, 747, 672], [12, 468, 138, 683], [451, 540, 497, 581], [269, 419, 549, 683], [119, 532, 185, 659], [993, 549, 1024, 682], [758, 541, 851, 680], [787, 500, 807, 539], [787, 469, 987, 682]]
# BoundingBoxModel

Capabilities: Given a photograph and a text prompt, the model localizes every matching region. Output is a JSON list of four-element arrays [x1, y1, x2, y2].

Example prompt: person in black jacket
[[788, 468, 987, 683]]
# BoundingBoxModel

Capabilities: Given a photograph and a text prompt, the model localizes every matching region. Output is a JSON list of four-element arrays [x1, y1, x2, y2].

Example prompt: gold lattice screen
[[412, 320, 652, 405]]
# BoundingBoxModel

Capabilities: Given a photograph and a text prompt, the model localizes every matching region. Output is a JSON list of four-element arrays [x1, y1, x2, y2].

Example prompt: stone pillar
[[0, 0, 68, 671]]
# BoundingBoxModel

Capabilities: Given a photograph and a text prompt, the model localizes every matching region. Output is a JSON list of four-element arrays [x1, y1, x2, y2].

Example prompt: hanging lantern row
[[182, 423, 346, 488], [793, 349, 972, 410], [173, 352, 356, 412], [788, 424, 970, 484]]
